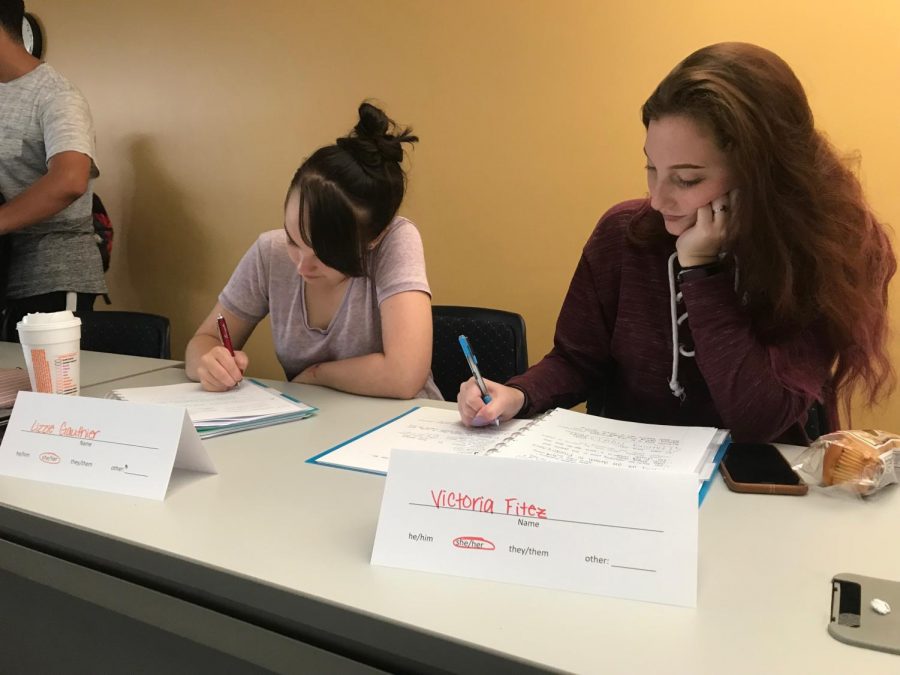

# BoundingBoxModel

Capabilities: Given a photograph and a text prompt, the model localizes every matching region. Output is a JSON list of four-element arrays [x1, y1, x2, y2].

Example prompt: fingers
[[472, 400, 504, 427], [710, 193, 730, 218], [473, 380, 512, 426], [457, 378, 525, 427], [695, 202, 714, 229], [457, 378, 485, 426], [678, 201, 725, 267], [709, 194, 732, 250], [696, 192, 730, 229], [198, 346, 246, 391], [689, 194, 730, 251]]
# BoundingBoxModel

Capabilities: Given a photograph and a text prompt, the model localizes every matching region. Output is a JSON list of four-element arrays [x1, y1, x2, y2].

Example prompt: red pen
[[216, 314, 235, 356], [216, 314, 243, 380]]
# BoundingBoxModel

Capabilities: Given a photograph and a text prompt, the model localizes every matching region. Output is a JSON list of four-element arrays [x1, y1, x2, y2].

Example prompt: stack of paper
[[310, 406, 729, 505], [111, 379, 317, 438], [487, 408, 729, 503]]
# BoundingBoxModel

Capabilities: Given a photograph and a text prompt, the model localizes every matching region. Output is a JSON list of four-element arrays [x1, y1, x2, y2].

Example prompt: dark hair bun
[[337, 101, 418, 167], [355, 102, 391, 139]]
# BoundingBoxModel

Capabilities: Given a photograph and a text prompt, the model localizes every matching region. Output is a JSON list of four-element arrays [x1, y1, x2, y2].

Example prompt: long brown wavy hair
[[640, 42, 895, 418]]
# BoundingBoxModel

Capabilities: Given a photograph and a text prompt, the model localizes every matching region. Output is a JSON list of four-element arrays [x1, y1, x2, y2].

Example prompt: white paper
[[111, 380, 313, 424], [173, 413, 217, 474], [316, 407, 720, 480], [315, 407, 533, 474], [493, 408, 719, 475], [0, 391, 216, 500], [372, 449, 699, 607]]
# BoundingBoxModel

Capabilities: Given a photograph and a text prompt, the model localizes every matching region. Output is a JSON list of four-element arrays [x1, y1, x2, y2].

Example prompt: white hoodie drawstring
[[667, 253, 692, 399], [667, 252, 740, 400]]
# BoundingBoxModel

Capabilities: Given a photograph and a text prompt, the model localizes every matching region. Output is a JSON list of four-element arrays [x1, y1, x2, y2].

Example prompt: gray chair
[[431, 305, 528, 401], [77, 310, 171, 359]]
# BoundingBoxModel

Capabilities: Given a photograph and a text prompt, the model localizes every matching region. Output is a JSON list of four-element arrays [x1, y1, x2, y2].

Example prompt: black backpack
[[0, 193, 8, 309], [92, 193, 113, 272]]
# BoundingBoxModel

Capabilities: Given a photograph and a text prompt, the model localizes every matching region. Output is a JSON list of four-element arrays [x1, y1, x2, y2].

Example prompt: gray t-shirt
[[220, 217, 442, 400], [0, 63, 107, 297]]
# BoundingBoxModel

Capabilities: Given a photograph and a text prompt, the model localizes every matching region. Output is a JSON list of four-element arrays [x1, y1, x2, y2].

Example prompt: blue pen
[[458, 335, 500, 426]]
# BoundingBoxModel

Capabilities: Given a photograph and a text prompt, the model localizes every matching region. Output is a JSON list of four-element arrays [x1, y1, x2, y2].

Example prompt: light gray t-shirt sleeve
[[373, 219, 431, 305], [219, 234, 273, 323], [41, 82, 98, 176]]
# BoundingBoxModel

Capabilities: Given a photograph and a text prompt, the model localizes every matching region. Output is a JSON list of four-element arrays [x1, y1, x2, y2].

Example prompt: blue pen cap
[[458, 334, 476, 362]]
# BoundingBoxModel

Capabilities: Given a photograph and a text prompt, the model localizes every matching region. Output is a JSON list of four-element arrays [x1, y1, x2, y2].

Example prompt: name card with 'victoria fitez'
[[0, 391, 216, 500], [371, 449, 699, 607]]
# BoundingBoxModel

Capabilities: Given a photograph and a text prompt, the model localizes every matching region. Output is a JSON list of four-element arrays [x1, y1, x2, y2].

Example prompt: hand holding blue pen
[[458, 334, 501, 427]]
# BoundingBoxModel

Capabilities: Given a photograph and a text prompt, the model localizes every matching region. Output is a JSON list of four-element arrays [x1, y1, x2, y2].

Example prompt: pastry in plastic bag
[[795, 430, 900, 496]]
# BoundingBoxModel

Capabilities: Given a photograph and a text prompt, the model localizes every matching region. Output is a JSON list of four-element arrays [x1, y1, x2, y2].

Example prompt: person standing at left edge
[[0, 1, 106, 339]]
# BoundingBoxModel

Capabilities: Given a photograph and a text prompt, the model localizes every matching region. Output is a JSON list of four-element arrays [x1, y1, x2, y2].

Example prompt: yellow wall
[[26, 0, 900, 429]]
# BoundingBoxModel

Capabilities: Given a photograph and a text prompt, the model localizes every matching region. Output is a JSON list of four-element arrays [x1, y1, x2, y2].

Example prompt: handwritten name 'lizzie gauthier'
[[30, 420, 101, 441]]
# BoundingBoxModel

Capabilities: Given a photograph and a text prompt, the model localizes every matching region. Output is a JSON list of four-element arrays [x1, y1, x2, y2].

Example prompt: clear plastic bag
[[794, 430, 900, 497]]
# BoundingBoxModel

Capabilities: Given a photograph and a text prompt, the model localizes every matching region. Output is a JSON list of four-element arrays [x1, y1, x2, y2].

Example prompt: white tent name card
[[372, 449, 698, 607], [0, 391, 216, 500]]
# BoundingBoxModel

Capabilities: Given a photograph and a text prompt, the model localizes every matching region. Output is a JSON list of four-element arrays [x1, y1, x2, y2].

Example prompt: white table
[[1, 366, 898, 673], [0, 340, 183, 387]]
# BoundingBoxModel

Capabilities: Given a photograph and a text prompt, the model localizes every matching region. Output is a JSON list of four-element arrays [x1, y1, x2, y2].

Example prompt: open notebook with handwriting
[[309, 406, 729, 504], [110, 379, 317, 439]]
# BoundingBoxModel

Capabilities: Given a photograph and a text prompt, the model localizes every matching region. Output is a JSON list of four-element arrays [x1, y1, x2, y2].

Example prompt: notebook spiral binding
[[485, 409, 557, 454]]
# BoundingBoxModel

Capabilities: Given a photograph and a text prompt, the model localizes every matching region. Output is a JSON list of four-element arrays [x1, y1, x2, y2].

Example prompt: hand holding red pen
[[196, 314, 249, 391], [217, 314, 236, 357]]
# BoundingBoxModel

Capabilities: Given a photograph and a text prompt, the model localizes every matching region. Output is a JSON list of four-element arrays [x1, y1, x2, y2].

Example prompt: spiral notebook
[[109, 379, 318, 439], [309, 406, 729, 501]]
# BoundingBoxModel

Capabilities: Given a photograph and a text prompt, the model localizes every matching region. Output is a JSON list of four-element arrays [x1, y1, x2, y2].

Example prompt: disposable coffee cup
[[16, 311, 82, 396]]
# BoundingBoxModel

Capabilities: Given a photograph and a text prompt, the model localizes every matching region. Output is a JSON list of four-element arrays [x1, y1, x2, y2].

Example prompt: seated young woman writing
[[458, 42, 895, 444], [186, 103, 442, 400]]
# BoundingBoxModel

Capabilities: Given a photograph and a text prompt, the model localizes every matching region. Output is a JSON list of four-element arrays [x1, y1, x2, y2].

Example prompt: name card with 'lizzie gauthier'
[[371, 449, 699, 607], [0, 391, 216, 500]]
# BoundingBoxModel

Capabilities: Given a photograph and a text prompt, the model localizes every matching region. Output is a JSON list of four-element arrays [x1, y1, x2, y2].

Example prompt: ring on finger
[[712, 204, 729, 214]]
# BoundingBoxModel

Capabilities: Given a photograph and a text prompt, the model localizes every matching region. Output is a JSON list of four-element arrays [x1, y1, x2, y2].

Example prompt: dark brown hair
[[641, 42, 895, 416], [0, 0, 25, 42], [287, 101, 418, 277]]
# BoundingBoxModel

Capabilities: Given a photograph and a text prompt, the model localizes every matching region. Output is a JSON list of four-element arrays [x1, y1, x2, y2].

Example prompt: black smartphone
[[720, 442, 808, 495]]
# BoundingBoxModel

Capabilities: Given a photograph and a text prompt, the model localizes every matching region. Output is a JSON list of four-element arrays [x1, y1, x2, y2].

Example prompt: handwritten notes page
[[372, 449, 699, 607], [312, 407, 722, 480], [493, 408, 720, 475], [311, 407, 533, 475]]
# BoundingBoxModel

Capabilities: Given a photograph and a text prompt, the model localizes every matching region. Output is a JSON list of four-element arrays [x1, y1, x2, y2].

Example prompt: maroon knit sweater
[[508, 199, 835, 445]]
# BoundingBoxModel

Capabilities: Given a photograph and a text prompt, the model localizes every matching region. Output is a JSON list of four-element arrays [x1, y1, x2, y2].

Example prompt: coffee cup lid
[[16, 310, 82, 329]]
